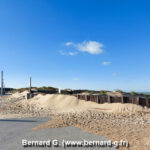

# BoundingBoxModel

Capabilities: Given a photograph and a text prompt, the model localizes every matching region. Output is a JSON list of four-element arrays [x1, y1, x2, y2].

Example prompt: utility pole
[[3, 83, 5, 94], [29, 77, 32, 93], [27, 77, 33, 99], [58, 88, 61, 94], [1, 71, 4, 96]]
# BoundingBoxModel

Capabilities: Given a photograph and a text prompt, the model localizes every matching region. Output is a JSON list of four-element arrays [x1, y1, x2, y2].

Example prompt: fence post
[[96, 96, 98, 103], [122, 96, 124, 103], [85, 95, 87, 101], [146, 98, 149, 107], [108, 95, 111, 103], [137, 96, 139, 105]]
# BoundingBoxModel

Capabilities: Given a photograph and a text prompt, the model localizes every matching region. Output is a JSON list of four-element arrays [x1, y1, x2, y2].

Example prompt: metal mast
[[1, 71, 4, 96], [29, 77, 32, 93]]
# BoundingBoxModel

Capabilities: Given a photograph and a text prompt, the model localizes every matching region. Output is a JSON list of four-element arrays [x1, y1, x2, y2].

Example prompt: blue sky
[[0, 0, 150, 91]]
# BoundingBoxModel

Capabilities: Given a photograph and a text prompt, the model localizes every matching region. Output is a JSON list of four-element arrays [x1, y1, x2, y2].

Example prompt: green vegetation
[[37, 86, 57, 91], [10, 86, 58, 93], [9, 86, 150, 97], [85, 90, 94, 94], [115, 89, 124, 94], [130, 91, 137, 95], [99, 90, 107, 95]]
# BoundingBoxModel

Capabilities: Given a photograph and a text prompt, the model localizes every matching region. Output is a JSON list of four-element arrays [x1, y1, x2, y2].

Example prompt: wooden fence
[[74, 94, 150, 107]]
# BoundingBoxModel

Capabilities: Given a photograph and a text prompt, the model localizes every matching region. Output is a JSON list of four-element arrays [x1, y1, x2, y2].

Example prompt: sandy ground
[[0, 92, 150, 150], [0, 117, 116, 150], [34, 111, 150, 150]]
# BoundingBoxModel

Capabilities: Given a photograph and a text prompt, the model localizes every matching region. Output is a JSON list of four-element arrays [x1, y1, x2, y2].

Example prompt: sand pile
[[1, 92, 150, 149], [12, 90, 28, 98], [96, 103, 144, 113], [22, 94, 146, 114], [33, 110, 150, 150], [29, 94, 85, 113], [1, 92, 147, 115], [36, 94, 79, 108], [28, 94, 110, 113]]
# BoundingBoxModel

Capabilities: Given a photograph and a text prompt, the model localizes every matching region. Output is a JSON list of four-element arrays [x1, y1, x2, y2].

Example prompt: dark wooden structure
[[74, 94, 150, 107]]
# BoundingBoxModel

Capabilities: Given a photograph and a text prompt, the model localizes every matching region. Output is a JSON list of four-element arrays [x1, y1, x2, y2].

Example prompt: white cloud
[[59, 50, 77, 56], [68, 52, 77, 56], [65, 42, 74, 46], [65, 41, 104, 55], [102, 61, 111, 66], [77, 41, 104, 54]]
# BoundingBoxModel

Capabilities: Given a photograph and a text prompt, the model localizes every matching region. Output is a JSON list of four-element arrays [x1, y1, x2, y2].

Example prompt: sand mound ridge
[[12, 90, 28, 98], [17, 93, 145, 113], [28, 94, 84, 113], [96, 103, 144, 113]]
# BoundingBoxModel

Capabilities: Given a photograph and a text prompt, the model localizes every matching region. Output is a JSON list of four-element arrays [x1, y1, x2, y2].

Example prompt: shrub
[[115, 89, 124, 94], [130, 91, 137, 95]]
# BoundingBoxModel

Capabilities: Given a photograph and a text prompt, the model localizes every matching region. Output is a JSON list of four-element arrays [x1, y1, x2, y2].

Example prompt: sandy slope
[[11, 93, 146, 114], [0, 92, 150, 150]]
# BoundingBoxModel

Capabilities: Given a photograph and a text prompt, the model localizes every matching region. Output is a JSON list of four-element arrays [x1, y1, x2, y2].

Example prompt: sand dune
[[1, 92, 150, 150], [14, 93, 146, 114], [11, 91, 28, 98]]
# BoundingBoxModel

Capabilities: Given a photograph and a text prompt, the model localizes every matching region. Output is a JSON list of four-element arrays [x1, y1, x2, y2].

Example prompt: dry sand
[[14, 93, 146, 113], [0, 92, 150, 149]]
